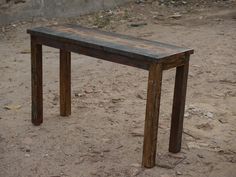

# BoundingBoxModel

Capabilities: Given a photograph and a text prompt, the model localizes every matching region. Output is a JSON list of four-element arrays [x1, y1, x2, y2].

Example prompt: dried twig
[[183, 130, 200, 140]]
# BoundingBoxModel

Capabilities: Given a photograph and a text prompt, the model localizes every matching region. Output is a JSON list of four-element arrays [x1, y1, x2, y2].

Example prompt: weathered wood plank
[[60, 49, 71, 116], [64, 24, 191, 52], [27, 25, 193, 62], [142, 63, 163, 168], [169, 55, 189, 153], [31, 36, 43, 126], [33, 36, 150, 70]]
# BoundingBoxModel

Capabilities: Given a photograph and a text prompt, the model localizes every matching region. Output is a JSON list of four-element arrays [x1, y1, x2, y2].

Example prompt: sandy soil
[[0, 1, 236, 177]]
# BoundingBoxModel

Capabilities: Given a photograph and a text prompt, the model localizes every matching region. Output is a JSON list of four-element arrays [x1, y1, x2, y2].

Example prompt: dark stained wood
[[169, 55, 190, 153], [34, 36, 150, 70], [27, 24, 193, 65], [162, 55, 186, 70], [142, 63, 163, 168], [31, 36, 43, 126], [60, 49, 71, 116], [28, 24, 193, 168]]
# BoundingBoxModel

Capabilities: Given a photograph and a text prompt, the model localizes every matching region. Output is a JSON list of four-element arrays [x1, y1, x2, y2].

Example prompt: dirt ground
[[0, 1, 236, 177]]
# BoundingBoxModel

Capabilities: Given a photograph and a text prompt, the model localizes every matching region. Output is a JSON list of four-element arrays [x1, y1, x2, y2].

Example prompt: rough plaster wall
[[0, 0, 131, 25]]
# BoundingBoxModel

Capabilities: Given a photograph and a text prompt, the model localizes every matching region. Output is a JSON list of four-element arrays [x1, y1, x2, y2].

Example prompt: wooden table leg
[[31, 36, 43, 126], [169, 56, 189, 153], [142, 63, 163, 168], [60, 49, 71, 116]]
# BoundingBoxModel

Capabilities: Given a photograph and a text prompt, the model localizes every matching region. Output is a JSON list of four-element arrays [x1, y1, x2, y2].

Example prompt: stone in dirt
[[135, 0, 145, 4], [176, 171, 183, 175], [3, 104, 21, 110], [128, 167, 143, 176], [169, 13, 182, 19], [111, 98, 124, 103], [195, 122, 213, 130], [156, 153, 186, 169], [186, 142, 220, 151], [205, 112, 214, 119], [130, 22, 147, 27]]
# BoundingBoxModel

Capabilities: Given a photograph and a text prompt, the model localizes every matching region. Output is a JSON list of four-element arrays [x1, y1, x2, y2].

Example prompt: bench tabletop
[[27, 24, 193, 61]]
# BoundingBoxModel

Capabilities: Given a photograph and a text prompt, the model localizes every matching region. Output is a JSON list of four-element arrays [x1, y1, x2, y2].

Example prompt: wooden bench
[[27, 24, 194, 168]]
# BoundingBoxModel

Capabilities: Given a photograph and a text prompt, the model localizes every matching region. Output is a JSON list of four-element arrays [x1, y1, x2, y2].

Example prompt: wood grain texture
[[169, 55, 189, 153], [34, 36, 150, 70], [142, 63, 163, 168], [60, 49, 71, 116], [162, 55, 186, 70], [31, 36, 43, 126], [27, 24, 193, 64]]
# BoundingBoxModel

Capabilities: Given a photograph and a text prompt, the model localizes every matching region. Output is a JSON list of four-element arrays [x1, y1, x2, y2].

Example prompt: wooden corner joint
[[162, 54, 190, 71]]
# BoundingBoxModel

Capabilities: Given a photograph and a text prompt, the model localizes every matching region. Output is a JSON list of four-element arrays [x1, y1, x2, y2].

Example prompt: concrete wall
[[0, 0, 131, 26]]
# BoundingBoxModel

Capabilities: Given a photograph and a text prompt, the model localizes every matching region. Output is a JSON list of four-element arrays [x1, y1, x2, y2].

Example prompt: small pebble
[[176, 171, 182, 175], [206, 112, 213, 119], [197, 154, 204, 158], [25, 153, 30, 157], [184, 112, 190, 118]]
